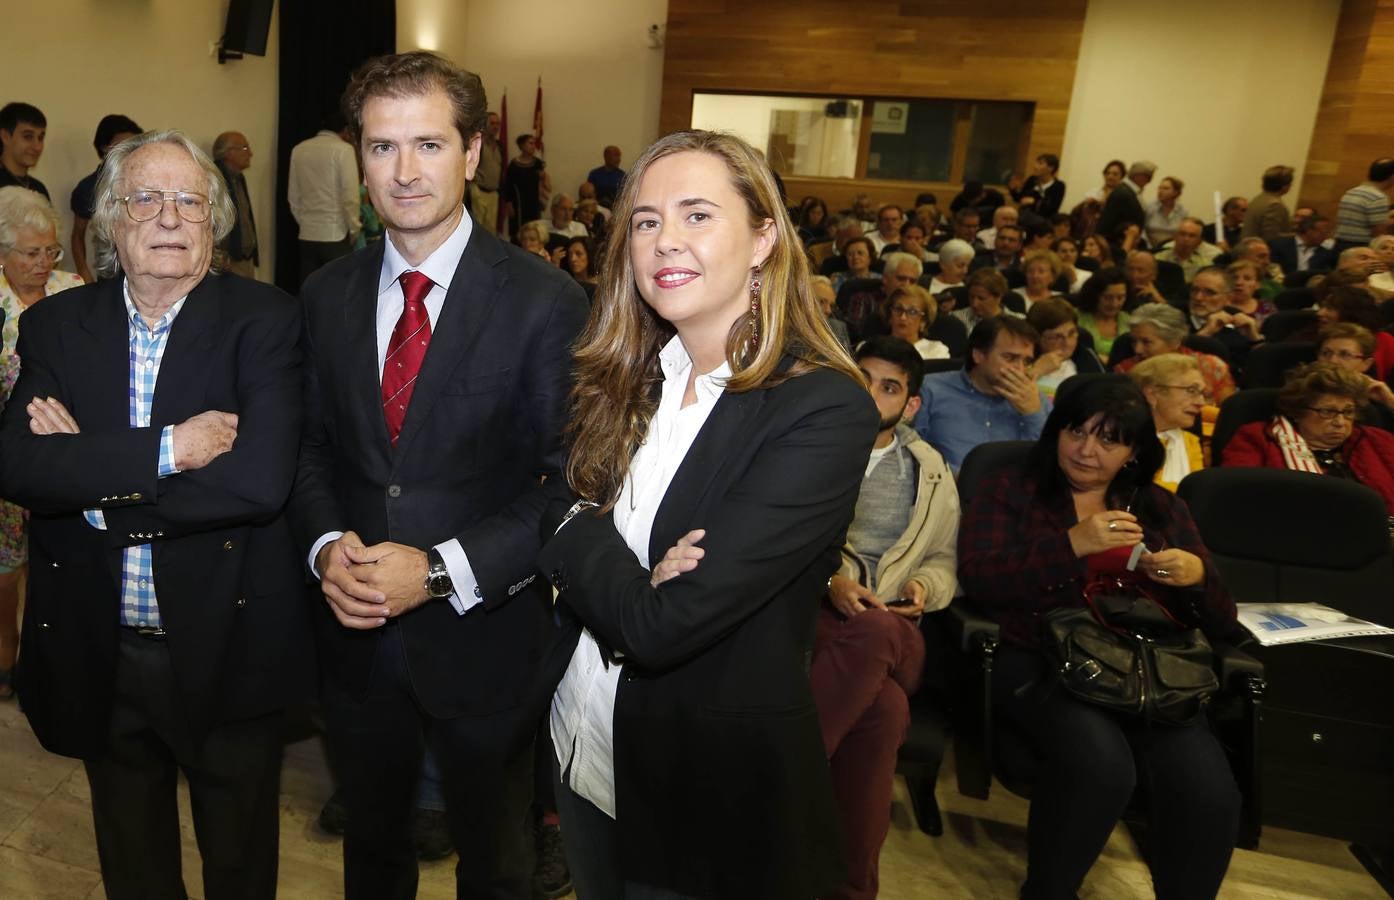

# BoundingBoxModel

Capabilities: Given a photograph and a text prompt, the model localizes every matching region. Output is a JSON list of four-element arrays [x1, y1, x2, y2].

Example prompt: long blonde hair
[[565, 130, 861, 508]]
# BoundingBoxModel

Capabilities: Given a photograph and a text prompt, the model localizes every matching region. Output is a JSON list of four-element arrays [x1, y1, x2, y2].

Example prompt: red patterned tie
[[382, 270, 434, 445]]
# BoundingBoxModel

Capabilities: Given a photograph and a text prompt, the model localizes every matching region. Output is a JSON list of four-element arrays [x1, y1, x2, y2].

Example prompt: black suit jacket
[[1021, 177, 1066, 217], [216, 161, 259, 265], [292, 224, 588, 719], [537, 364, 877, 899], [1268, 235, 1336, 276], [0, 274, 310, 759], [1096, 181, 1145, 241]]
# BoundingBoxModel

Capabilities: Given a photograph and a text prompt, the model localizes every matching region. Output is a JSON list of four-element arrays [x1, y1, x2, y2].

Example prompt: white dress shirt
[[287, 130, 362, 242], [308, 208, 486, 616], [551, 336, 729, 818]]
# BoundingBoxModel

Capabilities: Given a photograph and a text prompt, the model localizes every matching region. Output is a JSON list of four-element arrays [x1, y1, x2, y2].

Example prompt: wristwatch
[[424, 548, 454, 599]]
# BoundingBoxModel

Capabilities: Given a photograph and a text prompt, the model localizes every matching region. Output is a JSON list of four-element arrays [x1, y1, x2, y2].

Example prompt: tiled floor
[[0, 698, 1383, 899]]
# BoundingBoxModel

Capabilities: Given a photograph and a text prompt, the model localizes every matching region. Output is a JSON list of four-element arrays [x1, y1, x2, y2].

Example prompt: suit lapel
[[150, 276, 222, 426], [648, 387, 765, 566], [75, 279, 137, 432], [391, 228, 506, 457], [341, 242, 394, 463]]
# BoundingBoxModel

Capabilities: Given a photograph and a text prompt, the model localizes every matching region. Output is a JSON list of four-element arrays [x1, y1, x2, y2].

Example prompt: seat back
[[1177, 468, 1394, 624], [956, 441, 1035, 507], [1211, 388, 1278, 463], [807, 240, 836, 268], [920, 357, 963, 376], [927, 313, 968, 358], [1185, 333, 1231, 362], [1155, 260, 1187, 303], [1262, 308, 1317, 342], [1242, 342, 1316, 388], [1273, 287, 1316, 311]]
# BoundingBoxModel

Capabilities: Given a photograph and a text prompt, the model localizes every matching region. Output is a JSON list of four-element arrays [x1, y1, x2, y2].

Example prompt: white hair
[[937, 238, 976, 268], [0, 186, 60, 249], [882, 251, 923, 279]]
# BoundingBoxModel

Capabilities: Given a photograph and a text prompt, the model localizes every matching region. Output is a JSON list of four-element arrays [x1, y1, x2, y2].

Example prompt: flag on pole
[[497, 92, 510, 234], [533, 78, 544, 155]]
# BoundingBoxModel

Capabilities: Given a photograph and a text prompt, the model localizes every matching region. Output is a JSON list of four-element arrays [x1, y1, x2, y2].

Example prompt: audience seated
[[1027, 298, 1104, 397], [940, 207, 984, 253], [957, 376, 1242, 900], [913, 316, 1047, 472], [820, 215, 871, 276], [1186, 266, 1263, 367], [842, 251, 923, 345], [1226, 259, 1277, 323], [866, 205, 905, 255], [547, 193, 587, 239], [1129, 353, 1208, 491], [811, 274, 852, 351], [882, 285, 950, 360], [1315, 284, 1394, 378], [1081, 233, 1115, 269], [883, 219, 931, 264], [1221, 362, 1394, 512], [1144, 176, 1187, 248], [515, 220, 550, 258], [831, 235, 877, 294], [952, 268, 1020, 333], [1233, 236, 1285, 298], [975, 206, 1018, 249], [1115, 302, 1237, 404], [1076, 266, 1130, 362], [812, 335, 959, 900], [930, 238, 974, 296], [1051, 236, 1092, 295], [1123, 249, 1171, 308], [969, 224, 1025, 289], [1155, 216, 1220, 283], [797, 197, 831, 245], [1370, 234, 1394, 292], [1317, 323, 1394, 413], [1012, 249, 1066, 312], [1270, 214, 1337, 276]]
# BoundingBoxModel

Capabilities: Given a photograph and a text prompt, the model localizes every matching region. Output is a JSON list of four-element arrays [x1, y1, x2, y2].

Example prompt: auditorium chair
[[919, 357, 963, 376], [1178, 468, 1394, 879], [1273, 287, 1316, 312], [1241, 341, 1316, 389], [807, 240, 835, 269], [1261, 308, 1317, 343], [1155, 259, 1187, 304], [927, 314, 968, 359], [1212, 388, 1394, 463], [941, 440, 1266, 848]]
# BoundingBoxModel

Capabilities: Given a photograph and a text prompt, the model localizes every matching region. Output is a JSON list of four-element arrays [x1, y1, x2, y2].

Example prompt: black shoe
[[317, 791, 347, 837], [533, 820, 572, 898], [413, 808, 454, 861]]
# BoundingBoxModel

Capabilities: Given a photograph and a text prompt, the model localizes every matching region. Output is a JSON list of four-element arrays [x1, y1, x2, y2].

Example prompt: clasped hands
[[27, 396, 238, 471], [1068, 510, 1205, 588], [316, 531, 434, 630]]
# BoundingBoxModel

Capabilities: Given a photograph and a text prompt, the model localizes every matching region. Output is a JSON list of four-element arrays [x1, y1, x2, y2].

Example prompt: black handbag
[[1043, 578, 1218, 726]]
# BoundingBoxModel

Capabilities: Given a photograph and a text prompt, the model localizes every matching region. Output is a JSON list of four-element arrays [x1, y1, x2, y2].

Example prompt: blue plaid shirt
[[83, 284, 184, 628]]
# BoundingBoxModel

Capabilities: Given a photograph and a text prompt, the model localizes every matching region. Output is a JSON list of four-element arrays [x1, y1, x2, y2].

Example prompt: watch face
[[428, 573, 453, 598]]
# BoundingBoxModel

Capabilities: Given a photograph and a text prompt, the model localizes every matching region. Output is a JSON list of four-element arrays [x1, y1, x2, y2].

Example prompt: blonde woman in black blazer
[[538, 130, 877, 899]]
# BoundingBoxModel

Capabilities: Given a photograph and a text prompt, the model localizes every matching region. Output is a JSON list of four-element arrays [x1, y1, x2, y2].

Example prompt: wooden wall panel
[[660, 0, 1088, 203], [1300, 0, 1394, 212]]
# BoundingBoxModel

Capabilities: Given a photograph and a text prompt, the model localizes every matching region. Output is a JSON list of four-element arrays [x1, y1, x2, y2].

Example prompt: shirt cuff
[[157, 425, 180, 478], [83, 508, 107, 531], [308, 531, 344, 578], [434, 538, 482, 616]]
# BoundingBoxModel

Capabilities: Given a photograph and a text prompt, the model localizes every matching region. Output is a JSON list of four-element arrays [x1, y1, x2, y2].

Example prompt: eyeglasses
[[8, 245, 63, 264], [888, 304, 925, 319], [117, 189, 211, 224], [1160, 383, 1206, 399], [1306, 405, 1358, 421], [1318, 349, 1370, 362]]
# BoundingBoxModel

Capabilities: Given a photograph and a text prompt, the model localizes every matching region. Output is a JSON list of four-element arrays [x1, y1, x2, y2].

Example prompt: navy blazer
[[1268, 235, 1336, 276], [291, 222, 588, 719], [537, 362, 877, 899], [0, 273, 311, 758]]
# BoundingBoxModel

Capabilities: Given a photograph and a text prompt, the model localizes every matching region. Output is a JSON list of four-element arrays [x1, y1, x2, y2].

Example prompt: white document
[[1236, 602, 1394, 647]]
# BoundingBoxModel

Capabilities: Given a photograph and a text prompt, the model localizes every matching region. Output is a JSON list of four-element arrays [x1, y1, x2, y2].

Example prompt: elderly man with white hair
[[1369, 234, 1394, 292], [0, 130, 310, 900], [976, 204, 1018, 248]]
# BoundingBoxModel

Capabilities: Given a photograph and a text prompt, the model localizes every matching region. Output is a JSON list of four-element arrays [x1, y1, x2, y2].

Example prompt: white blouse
[[550, 336, 729, 818]]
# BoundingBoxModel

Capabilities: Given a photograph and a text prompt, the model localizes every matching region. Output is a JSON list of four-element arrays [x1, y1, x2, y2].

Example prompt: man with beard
[[913, 316, 1048, 472], [811, 334, 958, 900]]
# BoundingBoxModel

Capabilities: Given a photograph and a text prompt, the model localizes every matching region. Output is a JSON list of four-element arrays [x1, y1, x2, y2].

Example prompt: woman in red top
[[1221, 362, 1394, 512], [959, 376, 1240, 900]]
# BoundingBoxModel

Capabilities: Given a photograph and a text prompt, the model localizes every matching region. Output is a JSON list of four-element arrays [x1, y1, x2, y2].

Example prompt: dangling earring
[[748, 269, 762, 355]]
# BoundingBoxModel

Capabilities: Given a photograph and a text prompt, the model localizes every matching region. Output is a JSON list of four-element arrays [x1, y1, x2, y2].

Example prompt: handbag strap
[[1081, 576, 1186, 634]]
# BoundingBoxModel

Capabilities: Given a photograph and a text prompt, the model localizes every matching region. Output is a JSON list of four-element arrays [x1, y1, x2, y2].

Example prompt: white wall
[[1060, 0, 1340, 221], [4, 0, 280, 277], [398, 0, 669, 205]]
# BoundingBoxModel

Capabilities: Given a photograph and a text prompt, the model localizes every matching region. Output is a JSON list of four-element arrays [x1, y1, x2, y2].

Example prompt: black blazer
[[291, 224, 588, 719], [0, 274, 311, 759], [216, 160, 258, 265], [1022, 177, 1066, 217], [1268, 235, 1336, 276], [537, 363, 878, 899], [1096, 182, 1145, 241]]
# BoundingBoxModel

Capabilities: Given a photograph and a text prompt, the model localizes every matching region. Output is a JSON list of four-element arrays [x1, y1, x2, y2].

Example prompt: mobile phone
[[885, 597, 915, 608]]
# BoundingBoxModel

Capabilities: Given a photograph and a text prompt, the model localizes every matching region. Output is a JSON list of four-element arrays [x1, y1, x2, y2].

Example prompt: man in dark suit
[[0, 130, 309, 900], [1269, 214, 1337, 277], [292, 51, 588, 899], [212, 130, 259, 279], [1095, 159, 1155, 245]]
